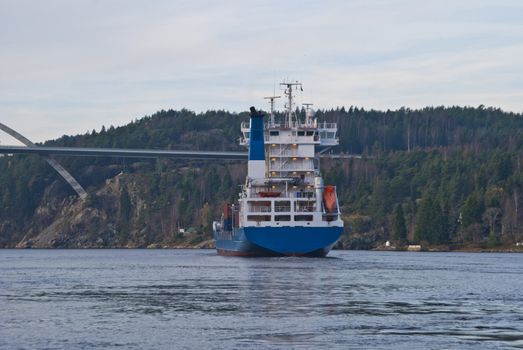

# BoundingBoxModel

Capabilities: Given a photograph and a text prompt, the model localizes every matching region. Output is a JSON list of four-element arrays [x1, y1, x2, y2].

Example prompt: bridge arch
[[0, 122, 88, 200]]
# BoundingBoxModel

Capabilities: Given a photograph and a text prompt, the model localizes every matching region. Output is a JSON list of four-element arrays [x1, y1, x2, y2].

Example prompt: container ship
[[213, 82, 344, 257]]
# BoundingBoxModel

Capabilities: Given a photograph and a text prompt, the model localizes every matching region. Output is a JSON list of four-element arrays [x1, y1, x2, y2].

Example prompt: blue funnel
[[249, 107, 265, 161]]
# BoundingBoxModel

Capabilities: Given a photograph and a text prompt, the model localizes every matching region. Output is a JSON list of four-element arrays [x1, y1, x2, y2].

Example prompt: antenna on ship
[[264, 95, 281, 127], [303, 103, 314, 126], [280, 81, 302, 128]]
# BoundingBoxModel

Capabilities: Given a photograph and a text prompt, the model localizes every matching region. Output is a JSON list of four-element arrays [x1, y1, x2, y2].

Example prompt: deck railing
[[268, 149, 298, 157]]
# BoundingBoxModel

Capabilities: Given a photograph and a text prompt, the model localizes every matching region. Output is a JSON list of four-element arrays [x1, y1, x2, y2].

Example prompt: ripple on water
[[0, 250, 522, 349]]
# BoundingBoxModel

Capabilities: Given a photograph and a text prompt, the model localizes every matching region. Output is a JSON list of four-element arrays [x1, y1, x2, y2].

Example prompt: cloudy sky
[[1, 0, 522, 143]]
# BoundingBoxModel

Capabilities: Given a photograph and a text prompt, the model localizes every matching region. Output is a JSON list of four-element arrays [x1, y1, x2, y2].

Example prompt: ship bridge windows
[[275, 215, 291, 221], [269, 131, 279, 136], [296, 131, 315, 137], [319, 131, 336, 138]]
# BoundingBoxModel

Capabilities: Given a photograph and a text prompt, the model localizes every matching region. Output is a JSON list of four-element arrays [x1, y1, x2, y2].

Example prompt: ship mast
[[264, 95, 281, 127], [303, 102, 313, 126], [280, 81, 302, 128]]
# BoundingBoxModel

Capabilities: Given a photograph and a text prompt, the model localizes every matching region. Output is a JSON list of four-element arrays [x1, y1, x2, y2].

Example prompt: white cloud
[[0, 0, 522, 142]]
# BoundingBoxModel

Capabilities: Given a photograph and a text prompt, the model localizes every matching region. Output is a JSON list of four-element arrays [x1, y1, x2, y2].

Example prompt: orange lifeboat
[[323, 185, 337, 213]]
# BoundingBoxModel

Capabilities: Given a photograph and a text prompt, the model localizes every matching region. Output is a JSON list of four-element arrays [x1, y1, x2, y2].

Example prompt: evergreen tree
[[392, 204, 407, 244], [414, 194, 445, 244], [439, 202, 451, 244]]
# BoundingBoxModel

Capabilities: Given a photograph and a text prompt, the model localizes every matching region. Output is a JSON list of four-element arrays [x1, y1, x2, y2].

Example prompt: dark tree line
[[1, 106, 523, 248]]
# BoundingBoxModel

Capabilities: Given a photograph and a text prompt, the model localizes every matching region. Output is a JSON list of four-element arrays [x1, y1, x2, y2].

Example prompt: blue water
[[0, 250, 522, 349]]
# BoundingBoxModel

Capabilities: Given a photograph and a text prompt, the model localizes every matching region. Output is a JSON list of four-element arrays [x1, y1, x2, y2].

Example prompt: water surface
[[1, 250, 522, 349]]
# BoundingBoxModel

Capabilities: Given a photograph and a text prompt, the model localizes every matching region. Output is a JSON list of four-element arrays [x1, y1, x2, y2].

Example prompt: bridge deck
[[0, 145, 248, 160]]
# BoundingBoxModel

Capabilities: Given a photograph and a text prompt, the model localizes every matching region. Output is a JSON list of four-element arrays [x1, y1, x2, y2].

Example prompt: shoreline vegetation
[[6, 244, 523, 253], [1, 106, 523, 249], [372, 244, 523, 253]]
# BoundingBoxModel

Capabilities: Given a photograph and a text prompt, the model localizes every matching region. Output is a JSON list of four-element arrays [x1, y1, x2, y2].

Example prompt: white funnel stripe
[[248, 160, 265, 179]]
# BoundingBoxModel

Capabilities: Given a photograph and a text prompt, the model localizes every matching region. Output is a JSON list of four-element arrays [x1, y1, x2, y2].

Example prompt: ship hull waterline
[[214, 226, 343, 257]]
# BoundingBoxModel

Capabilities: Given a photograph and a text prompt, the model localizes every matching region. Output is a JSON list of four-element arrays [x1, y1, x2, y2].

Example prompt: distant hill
[[1, 106, 522, 249]]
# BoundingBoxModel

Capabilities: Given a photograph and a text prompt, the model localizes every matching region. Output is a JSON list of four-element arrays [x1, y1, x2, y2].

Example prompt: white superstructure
[[237, 82, 343, 229]]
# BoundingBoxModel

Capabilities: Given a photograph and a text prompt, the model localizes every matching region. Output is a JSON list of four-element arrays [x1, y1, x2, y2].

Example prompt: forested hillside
[[1, 106, 522, 249]]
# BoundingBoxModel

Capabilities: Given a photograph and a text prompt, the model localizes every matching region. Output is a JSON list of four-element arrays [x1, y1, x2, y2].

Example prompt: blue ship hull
[[214, 226, 343, 257]]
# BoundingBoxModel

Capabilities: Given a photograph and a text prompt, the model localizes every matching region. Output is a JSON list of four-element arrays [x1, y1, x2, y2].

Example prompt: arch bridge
[[0, 123, 357, 200]]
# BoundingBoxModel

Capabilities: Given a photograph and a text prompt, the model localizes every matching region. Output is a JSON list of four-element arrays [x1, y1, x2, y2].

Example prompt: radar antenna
[[303, 103, 314, 126]]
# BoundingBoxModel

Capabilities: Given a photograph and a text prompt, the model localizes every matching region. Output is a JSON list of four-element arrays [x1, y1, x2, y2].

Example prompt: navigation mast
[[264, 95, 281, 127], [280, 81, 302, 127]]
